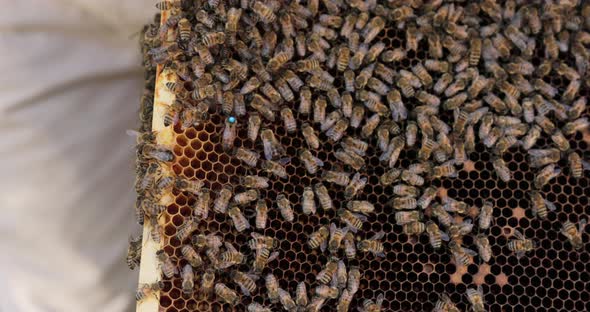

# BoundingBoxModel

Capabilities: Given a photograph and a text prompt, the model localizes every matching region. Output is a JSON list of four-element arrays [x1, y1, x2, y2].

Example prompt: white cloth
[[0, 1, 155, 311]]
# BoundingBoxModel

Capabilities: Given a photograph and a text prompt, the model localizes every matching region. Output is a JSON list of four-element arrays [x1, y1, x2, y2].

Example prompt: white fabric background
[[0, 1, 156, 311]]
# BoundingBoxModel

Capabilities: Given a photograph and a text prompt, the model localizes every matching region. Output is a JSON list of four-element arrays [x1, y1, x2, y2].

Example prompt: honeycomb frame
[[136, 2, 590, 312]]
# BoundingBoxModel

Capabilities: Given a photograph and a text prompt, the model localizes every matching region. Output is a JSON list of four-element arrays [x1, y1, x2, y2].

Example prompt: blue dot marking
[[228, 116, 236, 124]]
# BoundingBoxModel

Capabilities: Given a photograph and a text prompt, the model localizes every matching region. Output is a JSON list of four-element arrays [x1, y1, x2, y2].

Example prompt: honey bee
[[274, 193, 293, 222], [417, 136, 437, 162], [321, 170, 349, 186], [561, 219, 586, 250], [568, 97, 587, 120], [534, 164, 561, 189], [265, 274, 280, 303], [251, 0, 277, 23], [529, 190, 556, 219], [261, 158, 290, 179], [233, 189, 258, 206], [200, 270, 215, 299], [567, 151, 585, 179], [432, 203, 453, 228], [562, 117, 589, 136], [520, 125, 542, 150], [215, 283, 238, 305], [293, 282, 309, 308], [231, 271, 257, 296], [360, 293, 384, 312], [267, 51, 291, 72], [329, 223, 349, 254], [466, 286, 485, 312], [232, 147, 259, 168], [141, 144, 174, 163], [367, 77, 391, 96], [415, 186, 436, 210], [221, 117, 238, 152], [492, 157, 511, 183], [343, 232, 357, 260], [181, 244, 203, 268], [344, 172, 367, 200], [348, 105, 366, 129], [136, 282, 163, 302], [298, 186, 316, 216], [449, 241, 477, 266], [508, 229, 535, 259], [126, 234, 142, 270], [277, 288, 297, 311], [194, 188, 211, 219], [326, 118, 350, 142], [432, 73, 453, 95], [297, 58, 322, 73], [474, 234, 492, 263], [346, 200, 375, 216], [426, 221, 448, 250], [296, 88, 312, 115], [478, 201, 494, 230], [434, 293, 460, 312], [399, 121, 417, 147], [550, 130, 570, 152], [494, 134, 518, 155], [339, 93, 353, 119], [154, 0, 178, 10], [181, 264, 194, 296], [338, 209, 366, 233], [176, 218, 197, 242], [218, 241, 246, 268], [309, 225, 330, 252], [337, 289, 353, 312], [312, 97, 328, 124], [228, 205, 250, 232], [315, 285, 340, 299], [246, 113, 262, 143], [247, 303, 272, 312], [361, 113, 381, 139], [299, 149, 324, 175], [156, 250, 177, 278], [240, 175, 269, 190], [394, 210, 421, 225], [317, 258, 338, 284], [357, 231, 385, 257], [260, 129, 285, 161]]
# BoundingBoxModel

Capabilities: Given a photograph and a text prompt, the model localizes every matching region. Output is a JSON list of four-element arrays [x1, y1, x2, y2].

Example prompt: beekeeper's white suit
[[0, 1, 154, 311]]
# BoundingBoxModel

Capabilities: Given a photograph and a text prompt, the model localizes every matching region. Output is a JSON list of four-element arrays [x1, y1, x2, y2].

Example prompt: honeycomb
[[135, 1, 590, 311]]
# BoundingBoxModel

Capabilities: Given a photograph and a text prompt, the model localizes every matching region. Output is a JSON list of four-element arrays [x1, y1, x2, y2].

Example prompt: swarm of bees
[[130, 0, 590, 310]]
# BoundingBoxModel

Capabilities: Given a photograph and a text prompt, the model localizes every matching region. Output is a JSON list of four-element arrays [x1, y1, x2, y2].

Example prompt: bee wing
[[268, 251, 280, 263], [463, 247, 478, 257], [314, 155, 325, 166], [513, 229, 525, 240], [580, 219, 588, 232], [582, 160, 590, 171], [370, 230, 385, 240], [239, 284, 252, 297], [278, 157, 292, 165], [352, 212, 368, 222], [376, 293, 384, 306], [440, 231, 450, 241], [515, 251, 525, 259], [224, 242, 238, 253], [263, 141, 273, 160], [319, 238, 328, 252], [544, 200, 557, 212], [461, 219, 474, 233]]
